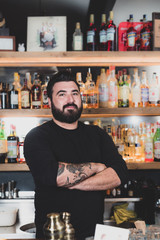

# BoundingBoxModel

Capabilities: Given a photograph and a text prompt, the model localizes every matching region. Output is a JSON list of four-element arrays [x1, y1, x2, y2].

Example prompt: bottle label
[[73, 36, 83, 50], [154, 141, 160, 159], [11, 93, 18, 105], [141, 88, 149, 102], [99, 83, 108, 102], [108, 84, 118, 102], [141, 31, 150, 47], [21, 91, 30, 108], [127, 32, 136, 47], [7, 140, 17, 158], [0, 139, 7, 153], [121, 85, 129, 101], [87, 30, 95, 43], [149, 87, 159, 102], [106, 28, 115, 41], [145, 142, 153, 159], [99, 30, 107, 43], [132, 88, 141, 104], [32, 101, 41, 107], [42, 90, 49, 106]]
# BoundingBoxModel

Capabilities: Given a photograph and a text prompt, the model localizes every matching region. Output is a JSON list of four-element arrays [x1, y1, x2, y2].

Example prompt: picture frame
[[0, 36, 16, 51], [27, 16, 67, 52]]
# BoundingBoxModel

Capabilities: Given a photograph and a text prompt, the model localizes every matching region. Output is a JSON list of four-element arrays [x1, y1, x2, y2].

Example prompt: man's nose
[[67, 94, 75, 103]]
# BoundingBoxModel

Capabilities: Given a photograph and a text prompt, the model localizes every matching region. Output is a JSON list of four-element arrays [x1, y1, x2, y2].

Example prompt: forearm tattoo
[[58, 163, 65, 176]]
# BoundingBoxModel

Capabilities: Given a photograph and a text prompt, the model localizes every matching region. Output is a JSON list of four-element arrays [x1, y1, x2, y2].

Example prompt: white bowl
[[0, 207, 18, 226]]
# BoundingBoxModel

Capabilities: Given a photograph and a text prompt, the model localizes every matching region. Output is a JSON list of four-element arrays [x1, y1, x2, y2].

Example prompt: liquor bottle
[[140, 122, 147, 162], [8, 78, 19, 109], [7, 125, 19, 163], [119, 69, 129, 107], [25, 72, 32, 90], [13, 72, 22, 109], [0, 121, 7, 163], [0, 83, 8, 109], [134, 126, 142, 162], [85, 68, 98, 108], [149, 72, 159, 107], [98, 68, 108, 108], [17, 136, 25, 163], [115, 125, 124, 158], [31, 73, 42, 109], [107, 66, 118, 108], [145, 123, 154, 162], [106, 11, 116, 51], [127, 14, 137, 51], [153, 121, 160, 162], [118, 71, 123, 107], [86, 14, 97, 51], [131, 68, 141, 107], [72, 22, 83, 51], [42, 76, 50, 109], [140, 14, 151, 51], [76, 72, 86, 108], [99, 14, 107, 51], [21, 78, 31, 109], [140, 70, 149, 107]]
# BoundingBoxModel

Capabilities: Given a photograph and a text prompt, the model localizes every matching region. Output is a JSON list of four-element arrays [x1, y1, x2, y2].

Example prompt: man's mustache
[[63, 103, 78, 111]]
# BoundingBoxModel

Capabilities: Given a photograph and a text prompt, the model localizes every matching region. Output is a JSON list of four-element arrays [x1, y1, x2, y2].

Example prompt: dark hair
[[47, 70, 80, 100]]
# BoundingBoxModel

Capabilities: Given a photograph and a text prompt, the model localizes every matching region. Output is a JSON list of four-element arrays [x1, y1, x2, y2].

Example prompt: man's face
[[50, 81, 83, 124]]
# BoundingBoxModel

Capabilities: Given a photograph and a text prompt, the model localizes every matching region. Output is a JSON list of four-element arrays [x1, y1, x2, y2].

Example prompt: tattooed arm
[[56, 162, 106, 187]]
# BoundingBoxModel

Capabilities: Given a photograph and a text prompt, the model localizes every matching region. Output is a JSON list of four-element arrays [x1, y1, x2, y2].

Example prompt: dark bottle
[[86, 14, 97, 51], [7, 124, 19, 163], [31, 73, 42, 109], [140, 14, 151, 51], [106, 11, 116, 51], [0, 83, 8, 109], [21, 78, 31, 109], [127, 14, 137, 51], [8, 81, 19, 109], [99, 14, 107, 51]]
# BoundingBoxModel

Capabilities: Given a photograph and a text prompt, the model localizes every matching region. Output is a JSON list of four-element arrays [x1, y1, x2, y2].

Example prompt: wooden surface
[[0, 51, 160, 67]]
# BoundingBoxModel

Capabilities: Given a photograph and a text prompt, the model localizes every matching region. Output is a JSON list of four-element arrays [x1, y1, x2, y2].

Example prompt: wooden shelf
[[0, 107, 160, 118], [0, 51, 160, 67], [0, 162, 160, 171]]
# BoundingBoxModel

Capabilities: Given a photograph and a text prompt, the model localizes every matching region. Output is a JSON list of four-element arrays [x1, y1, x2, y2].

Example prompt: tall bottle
[[131, 68, 141, 107], [76, 72, 86, 108], [31, 73, 42, 109], [106, 11, 116, 51], [7, 125, 19, 163], [107, 66, 118, 108], [140, 70, 149, 107], [149, 72, 159, 107], [0, 83, 8, 109], [118, 69, 129, 108], [153, 121, 160, 162], [86, 14, 97, 51], [145, 123, 154, 162], [140, 122, 147, 162], [99, 14, 107, 51], [98, 68, 108, 108], [85, 68, 98, 108], [42, 76, 50, 109], [140, 14, 151, 51], [127, 14, 137, 51], [72, 22, 83, 51], [13, 72, 22, 109], [21, 78, 31, 109], [8, 74, 19, 109], [0, 121, 7, 163]]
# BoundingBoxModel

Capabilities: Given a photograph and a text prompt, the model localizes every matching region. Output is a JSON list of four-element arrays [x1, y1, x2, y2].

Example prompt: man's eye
[[73, 92, 79, 96], [59, 93, 65, 97]]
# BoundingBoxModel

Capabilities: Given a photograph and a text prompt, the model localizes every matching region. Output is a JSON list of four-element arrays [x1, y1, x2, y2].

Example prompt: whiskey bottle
[[21, 78, 31, 109], [76, 72, 86, 108], [106, 11, 116, 51], [99, 14, 107, 51], [31, 73, 42, 109], [8, 75, 19, 109], [140, 14, 151, 51], [127, 14, 137, 51], [86, 14, 97, 51], [72, 22, 83, 51]]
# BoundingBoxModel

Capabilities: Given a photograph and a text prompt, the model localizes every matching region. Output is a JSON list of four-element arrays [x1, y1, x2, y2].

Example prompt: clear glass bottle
[[98, 68, 108, 108], [127, 14, 137, 51], [145, 123, 154, 162], [21, 78, 31, 109], [42, 76, 50, 109], [140, 70, 149, 107], [131, 68, 141, 107], [31, 73, 42, 109], [86, 14, 97, 51], [99, 14, 107, 51], [149, 72, 159, 107], [153, 121, 160, 162], [107, 66, 118, 108], [72, 22, 83, 51], [106, 11, 116, 51]]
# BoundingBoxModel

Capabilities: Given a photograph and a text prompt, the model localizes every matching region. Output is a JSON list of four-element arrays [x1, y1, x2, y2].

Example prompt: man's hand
[[56, 162, 106, 187]]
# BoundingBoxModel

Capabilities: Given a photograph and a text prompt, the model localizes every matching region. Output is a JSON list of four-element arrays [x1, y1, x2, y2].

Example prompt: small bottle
[[107, 66, 118, 108], [140, 70, 149, 107], [72, 22, 83, 51], [99, 14, 107, 51], [86, 14, 97, 51], [42, 76, 50, 109], [7, 125, 19, 163], [149, 72, 159, 107], [31, 73, 42, 109], [145, 123, 153, 162], [131, 68, 141, 107], [106, 11, 116, 51], [127, 14, 137, 51], [98, 68, 108, 108], [0, 83, 8, 109], [0, 121, 7, 163], [21, 78, 31, 109], [154, 121, 160, 162], [140, 14, 151, 51]]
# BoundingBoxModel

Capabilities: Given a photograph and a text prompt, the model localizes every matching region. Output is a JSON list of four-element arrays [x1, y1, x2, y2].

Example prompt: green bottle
[[153, 121, 160, 162]]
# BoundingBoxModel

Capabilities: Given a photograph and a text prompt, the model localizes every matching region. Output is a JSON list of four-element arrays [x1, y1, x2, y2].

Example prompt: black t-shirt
[[24, 120, 128, 239]]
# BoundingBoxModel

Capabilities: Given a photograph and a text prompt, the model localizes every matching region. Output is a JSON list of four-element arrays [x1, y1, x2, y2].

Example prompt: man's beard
[[51, 100, 83, 124]]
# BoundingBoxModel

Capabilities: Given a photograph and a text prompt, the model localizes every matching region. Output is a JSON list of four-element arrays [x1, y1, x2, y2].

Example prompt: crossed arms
[[56, 162, 121, 191]]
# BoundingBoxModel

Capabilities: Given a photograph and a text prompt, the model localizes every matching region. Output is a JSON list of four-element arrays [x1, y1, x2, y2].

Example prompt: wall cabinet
[[0, 51, 160, 172]]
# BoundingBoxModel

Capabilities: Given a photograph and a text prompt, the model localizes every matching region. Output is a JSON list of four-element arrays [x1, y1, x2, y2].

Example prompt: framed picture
[[27, 16, 67, 52], [0, 36, 15, 51]]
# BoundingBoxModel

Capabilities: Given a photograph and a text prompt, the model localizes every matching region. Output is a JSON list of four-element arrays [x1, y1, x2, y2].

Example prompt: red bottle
[[127, 14, 137, 51], [106, 11, 116, 51], [86, 14, 97, 51], [140, 14, 151, 51], [99, 14, 107, 51]]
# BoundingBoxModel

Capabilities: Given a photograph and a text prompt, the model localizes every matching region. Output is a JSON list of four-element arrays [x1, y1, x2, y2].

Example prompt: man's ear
[[48, 98, 51, 108]]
